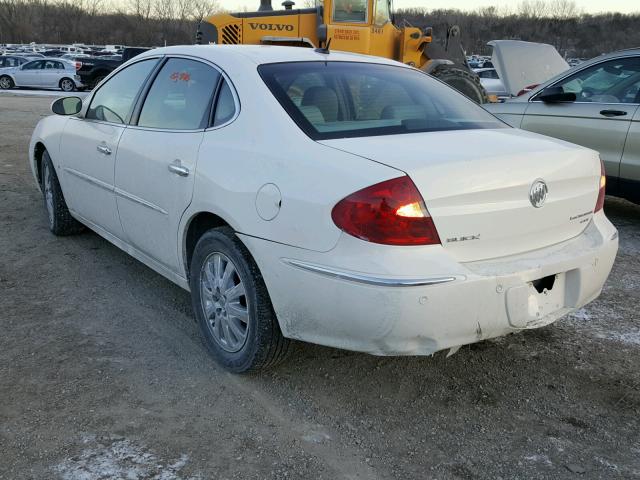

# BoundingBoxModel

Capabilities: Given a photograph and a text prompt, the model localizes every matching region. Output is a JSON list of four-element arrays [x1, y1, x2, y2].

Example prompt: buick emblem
[[529, 179, 548, 208]]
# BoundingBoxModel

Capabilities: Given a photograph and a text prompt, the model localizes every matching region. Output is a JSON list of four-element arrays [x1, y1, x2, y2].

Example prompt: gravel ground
[[1, 94, 639, 480]]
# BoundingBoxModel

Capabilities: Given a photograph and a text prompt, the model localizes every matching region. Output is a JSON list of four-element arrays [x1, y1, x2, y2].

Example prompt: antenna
[[315, 37, 331, 54]]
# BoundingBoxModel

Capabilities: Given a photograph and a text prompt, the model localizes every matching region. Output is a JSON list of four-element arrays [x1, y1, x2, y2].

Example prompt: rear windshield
[[258, 61, 506, 140]]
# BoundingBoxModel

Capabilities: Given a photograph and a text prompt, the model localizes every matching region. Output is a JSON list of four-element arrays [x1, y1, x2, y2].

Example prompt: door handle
[[168, 161, 190, 177], [600, 109, 627, 117], [96, 145, 112, 155]]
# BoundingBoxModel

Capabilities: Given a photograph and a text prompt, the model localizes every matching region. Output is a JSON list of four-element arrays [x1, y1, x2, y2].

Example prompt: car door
[[114, 57, 221, 271], [40, 60, 60, 87], [522, 56, 640, 182], [59, 58, 159, 238], [16, 60, 43, 86], [619, 104, 640, 203]]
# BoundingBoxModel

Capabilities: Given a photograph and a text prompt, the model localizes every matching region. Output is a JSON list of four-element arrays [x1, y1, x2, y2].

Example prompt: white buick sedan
[[29, 45, 618, 372]]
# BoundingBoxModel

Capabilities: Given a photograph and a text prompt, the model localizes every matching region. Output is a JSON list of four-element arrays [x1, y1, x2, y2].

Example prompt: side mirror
[[538, 86, 577, 103], [51, 96, 82, 116]]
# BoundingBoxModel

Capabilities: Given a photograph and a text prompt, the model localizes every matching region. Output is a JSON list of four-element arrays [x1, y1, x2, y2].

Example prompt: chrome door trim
[[282, 258, 458, 287], [114, 187, 168, 215], [64, 167, 113, 192]]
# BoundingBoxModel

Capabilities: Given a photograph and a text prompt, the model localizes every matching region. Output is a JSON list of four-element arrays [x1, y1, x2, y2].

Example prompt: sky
[[217, 0, 639, 14]]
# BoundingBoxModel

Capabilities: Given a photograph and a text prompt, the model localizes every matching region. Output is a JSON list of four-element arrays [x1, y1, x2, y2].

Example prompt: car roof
[[136, 44, 407, 68]]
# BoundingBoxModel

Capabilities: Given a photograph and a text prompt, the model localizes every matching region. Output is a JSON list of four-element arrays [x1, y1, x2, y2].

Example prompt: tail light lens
[[75, 61, 82, 70], [595, 158, 606, 212], [331, 176, 440, 246]]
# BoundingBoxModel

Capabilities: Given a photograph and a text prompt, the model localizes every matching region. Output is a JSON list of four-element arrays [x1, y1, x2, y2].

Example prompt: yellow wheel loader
[[197, 0, 489, 103]]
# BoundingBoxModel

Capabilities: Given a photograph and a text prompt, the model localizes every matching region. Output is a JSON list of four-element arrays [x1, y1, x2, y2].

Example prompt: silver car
[[0, 58, 84, 92], [485, 48, 640, 204]]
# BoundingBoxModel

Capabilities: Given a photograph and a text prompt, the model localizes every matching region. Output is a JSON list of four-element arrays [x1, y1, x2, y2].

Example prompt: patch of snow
[[566, 307, 640, 346], [54, 435, 201, 480], [524, 453, 553, 466], [569, 308, 591, 321]]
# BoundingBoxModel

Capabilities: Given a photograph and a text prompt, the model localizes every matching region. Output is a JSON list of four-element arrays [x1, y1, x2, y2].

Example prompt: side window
[[549, 57, 640, 104], [333, 0, 367, 23], [138, 58, 220, 130], [22, 61, 43, 70], [621, 79, 640, 104], [374, 0, 390, 25], [213, 80, 237, 127], [87, 59, 157, 125]]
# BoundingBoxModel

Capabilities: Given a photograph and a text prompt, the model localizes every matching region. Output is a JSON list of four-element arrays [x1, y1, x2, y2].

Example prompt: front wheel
[[189, 227, 291, 373], [59, 78, 75, 92], [41, 151, 84, 236], [428, 64, 489, 104], [0, 75, 14, 89]]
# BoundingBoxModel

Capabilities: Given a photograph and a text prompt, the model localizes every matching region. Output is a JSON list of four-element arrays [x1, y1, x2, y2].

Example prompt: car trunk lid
[[320, 129, 601, 263]]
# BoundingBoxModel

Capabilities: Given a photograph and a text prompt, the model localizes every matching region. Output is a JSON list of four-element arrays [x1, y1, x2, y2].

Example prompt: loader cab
[[320, 0, 399, 58]]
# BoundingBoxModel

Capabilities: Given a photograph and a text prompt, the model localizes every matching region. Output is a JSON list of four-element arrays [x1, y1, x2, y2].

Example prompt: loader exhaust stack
[[258, 0, 273, 11]]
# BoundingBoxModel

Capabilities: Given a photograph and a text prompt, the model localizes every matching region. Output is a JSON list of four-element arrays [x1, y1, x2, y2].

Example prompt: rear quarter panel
[[181, 60, 402, 255]]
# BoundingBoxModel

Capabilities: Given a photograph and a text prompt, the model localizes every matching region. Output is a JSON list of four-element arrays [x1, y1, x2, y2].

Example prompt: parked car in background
[[485, 48, 640, 204], [76, 47, 149, 89], [60, 53, 92, 60], [474, 67, 508, 97], [0, 59, 83, 91], [29, 45, 617, 372], [0, 55, 31, 69]]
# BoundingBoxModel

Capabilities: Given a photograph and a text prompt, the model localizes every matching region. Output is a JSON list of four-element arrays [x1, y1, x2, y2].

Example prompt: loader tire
[[429, 64, 489, 104]]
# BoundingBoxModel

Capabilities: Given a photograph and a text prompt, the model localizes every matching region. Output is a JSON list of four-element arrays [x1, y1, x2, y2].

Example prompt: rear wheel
[[429, 64, 489, 104], [0, 75, 14, 89], [190, 227, 291, 373], [41, 151, 84, 236], [59, 78, 75, 92]]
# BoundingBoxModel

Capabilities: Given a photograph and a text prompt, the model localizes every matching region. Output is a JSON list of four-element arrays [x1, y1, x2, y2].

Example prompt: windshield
[[259, 62, 507, 141]]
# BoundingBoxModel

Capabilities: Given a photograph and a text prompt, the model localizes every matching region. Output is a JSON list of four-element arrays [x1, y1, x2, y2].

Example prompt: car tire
[[59, 78, 75, 92], [41, 151, 84, 236], [0, 75, 14, 89], [190, 227, 291, 373]]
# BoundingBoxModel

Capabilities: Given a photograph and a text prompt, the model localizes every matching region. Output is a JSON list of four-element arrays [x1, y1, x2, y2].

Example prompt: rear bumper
[[240, 211, 618, 355]]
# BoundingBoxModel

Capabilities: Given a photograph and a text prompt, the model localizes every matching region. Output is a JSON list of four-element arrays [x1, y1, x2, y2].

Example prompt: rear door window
[[138, 58, 220, 130]]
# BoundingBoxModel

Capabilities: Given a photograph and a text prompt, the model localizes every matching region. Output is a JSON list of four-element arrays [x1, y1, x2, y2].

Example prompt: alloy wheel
[[199, 252, 250, 353], [61, 79, 74, 92]]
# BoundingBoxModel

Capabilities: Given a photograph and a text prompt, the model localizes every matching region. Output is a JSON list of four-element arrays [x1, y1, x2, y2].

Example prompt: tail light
[[75, 61, 82, 70], [594, 158, 606, 212], [331, 176, 440, 246]]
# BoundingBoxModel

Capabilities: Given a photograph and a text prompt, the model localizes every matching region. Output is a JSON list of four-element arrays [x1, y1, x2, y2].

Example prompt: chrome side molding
[[282, 258, 458, 287]]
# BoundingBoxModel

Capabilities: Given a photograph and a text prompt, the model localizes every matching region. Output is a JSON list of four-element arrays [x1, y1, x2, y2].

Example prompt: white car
[[29, 45, 618, 372], [0, 58, 83, 92], [474, 67, 507, 97]]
